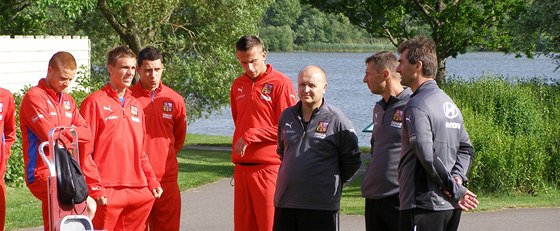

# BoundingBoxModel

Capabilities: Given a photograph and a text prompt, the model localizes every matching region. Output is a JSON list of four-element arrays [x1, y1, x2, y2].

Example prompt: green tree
[[507, 0, 560, 70], [262, 0, 301, 27], [303, 0, 524, 84], [292, 6, 329, 44], [0, 0, 273, 122], [260, 25, 295, 51]]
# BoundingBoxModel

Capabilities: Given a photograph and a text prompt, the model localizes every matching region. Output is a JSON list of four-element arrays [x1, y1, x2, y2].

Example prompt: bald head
[[297, 65, 328, 109], [298, 65, 327, 84]]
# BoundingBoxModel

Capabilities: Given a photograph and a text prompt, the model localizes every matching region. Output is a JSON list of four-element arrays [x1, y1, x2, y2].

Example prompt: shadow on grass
[[177, 149, 234, 190]]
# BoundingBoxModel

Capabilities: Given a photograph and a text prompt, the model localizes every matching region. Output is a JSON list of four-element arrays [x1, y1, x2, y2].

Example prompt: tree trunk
[[436, 57, 447, 86]]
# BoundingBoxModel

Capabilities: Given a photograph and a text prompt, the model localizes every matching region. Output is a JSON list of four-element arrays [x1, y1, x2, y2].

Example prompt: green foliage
[[258, 2, 378, 51], [262, 0, 301, 27], [442, 76, 560, 194], [0, 0, 272, 122], [260, 25, 295, 51], [4, 88, 27, 188], [0, 0, 48, 34], [297, 37, 394, 52], [303, 0, 525, 84], [507, 0, 560, 69]]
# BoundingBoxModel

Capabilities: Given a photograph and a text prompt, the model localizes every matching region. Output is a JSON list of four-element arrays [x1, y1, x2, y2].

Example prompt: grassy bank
[[298, 41, 395, 52], [340, 175, 560, 215]]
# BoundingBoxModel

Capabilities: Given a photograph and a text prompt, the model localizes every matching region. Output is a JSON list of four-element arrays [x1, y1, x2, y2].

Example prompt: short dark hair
[[235, 35, 265, 52], [397, 36, 437, 78], [107, 45, 136, 66], [137, 46, 163, 66], [49, 51, 77, 71], [365, 51, 398, 74]]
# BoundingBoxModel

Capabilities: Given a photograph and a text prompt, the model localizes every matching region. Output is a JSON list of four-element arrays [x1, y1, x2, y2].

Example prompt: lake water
[[188, 52, 559, 147]]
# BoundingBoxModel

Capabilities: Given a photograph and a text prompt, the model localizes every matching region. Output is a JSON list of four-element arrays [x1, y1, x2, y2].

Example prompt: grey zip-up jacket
[[361, 88, 412, 199], [275, 100, 362, 211], [399, 80, 474, 211]]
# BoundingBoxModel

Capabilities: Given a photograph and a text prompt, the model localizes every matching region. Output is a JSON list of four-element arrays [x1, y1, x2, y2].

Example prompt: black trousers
[[365, 195, 399, 231], [273, 207, 339, 231], [398, 208, 462, 231]]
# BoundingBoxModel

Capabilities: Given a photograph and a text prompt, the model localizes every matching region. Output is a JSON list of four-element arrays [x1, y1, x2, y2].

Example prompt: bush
[[443, 76, 560, 194]]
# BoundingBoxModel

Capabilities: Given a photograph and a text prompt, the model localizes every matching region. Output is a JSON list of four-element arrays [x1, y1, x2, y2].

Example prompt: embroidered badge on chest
[[63, 100, 71, 110], [130, 105, 138, 116], [391, 109, 403, 128], [316, 121, 330, 133], [130, 105, 140, 122], [262, 83, 273, 95], [163, 102, 173, 112]]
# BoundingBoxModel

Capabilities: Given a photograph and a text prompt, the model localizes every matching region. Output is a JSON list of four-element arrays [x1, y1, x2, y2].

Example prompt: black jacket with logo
[[275, 100, 362, 211]]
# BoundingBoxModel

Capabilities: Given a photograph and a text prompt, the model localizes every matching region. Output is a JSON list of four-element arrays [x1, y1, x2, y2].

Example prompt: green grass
[[5, 187, 42, 230], [340, 175, 560, 215], [177, 149, 233, 190], [185, 133, 232, 146]]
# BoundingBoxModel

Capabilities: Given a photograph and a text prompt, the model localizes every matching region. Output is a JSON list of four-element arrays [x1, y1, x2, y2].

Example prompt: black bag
[[54, 138, 88, 205]]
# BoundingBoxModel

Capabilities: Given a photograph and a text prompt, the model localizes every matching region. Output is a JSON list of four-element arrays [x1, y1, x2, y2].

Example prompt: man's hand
[[442, 176, 464, 199], [153, 187, 163, 198], [458, 189, 479, 211], [234, 138, 248, 157], [96, 196, 107, 206]]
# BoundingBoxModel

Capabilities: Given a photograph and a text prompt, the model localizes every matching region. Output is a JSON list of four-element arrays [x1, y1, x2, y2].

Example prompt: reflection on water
[[188, 52, 559, 147]]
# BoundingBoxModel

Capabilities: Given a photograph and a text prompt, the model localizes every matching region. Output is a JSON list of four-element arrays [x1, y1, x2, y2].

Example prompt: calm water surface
[[188, 52, 559, 147]]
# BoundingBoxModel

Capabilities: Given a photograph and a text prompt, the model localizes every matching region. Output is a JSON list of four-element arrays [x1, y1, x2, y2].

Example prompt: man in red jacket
[[19, 51, 92, 231], [230, 35, 297, 231], [130, 46, 187, 231], [0, 87, 16, 231], [79, 45, 163, 231]]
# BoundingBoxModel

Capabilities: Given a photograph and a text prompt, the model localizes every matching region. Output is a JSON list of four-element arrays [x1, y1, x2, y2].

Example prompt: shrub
[[443, 76, 560, 194]]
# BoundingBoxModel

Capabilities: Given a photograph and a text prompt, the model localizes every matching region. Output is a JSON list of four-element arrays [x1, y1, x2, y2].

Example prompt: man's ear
[[382, 69, 391, 80], [416, 61, 423, 72]]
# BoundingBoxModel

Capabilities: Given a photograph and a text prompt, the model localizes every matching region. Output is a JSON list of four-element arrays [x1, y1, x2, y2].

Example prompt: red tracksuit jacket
[[130, 82, 187, 182], [19, 79, 92, 185], [230, 64, 297, 165], [0, 88, 16, 176], [79, 84, 160, 199]]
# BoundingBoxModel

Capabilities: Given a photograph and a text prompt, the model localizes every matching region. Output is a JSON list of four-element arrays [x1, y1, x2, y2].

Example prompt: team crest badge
[[63, 100, 71, 110], [163, 102, 173, 112], [316, 121, 330, 133], [131, 105, 138, 116], [261, 83, 273, 95], [0, 102, 3, 112], [393, 109, 403, 122]]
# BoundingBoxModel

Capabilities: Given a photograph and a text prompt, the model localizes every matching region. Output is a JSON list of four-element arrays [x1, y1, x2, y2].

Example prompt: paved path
[[181, 178, 560, 231], [18, 177, 560, 230]]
